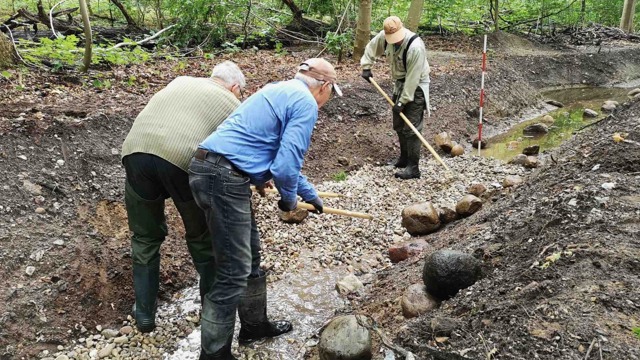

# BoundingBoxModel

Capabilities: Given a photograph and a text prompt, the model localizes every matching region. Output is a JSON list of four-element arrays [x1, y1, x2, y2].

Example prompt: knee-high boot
[[394, 136, 421, 179], [199, 298, 237, 360], [132, 256, 160, 333]]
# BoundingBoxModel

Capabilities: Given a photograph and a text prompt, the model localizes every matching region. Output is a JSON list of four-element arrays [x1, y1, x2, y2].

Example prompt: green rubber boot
[[394, 136, 421, 180], [132, 256, 160, 333]]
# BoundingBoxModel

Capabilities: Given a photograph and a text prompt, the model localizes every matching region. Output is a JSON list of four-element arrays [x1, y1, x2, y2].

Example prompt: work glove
[[392, 101, 405, 114], [277, 199, 297, 212], [305, 197, 323, 214], [361, 69, 373, 83]]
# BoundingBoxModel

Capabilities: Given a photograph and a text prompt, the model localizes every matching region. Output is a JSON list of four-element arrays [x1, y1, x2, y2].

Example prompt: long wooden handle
[[251, 186, 341, 198], [369, 78, 451, 173], [296, 202, 374, 220]]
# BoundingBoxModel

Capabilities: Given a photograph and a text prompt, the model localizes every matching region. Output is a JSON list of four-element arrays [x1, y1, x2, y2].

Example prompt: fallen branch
[[584, 337, 596, 359], [107, 24, 175, 50], [49, 0, 68, 38]]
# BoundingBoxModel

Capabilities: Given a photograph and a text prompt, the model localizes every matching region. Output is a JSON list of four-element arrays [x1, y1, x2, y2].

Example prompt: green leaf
[[1, 71, 11, 79]]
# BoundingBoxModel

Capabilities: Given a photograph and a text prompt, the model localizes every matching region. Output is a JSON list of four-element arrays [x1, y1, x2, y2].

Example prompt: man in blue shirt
[[189, 58, 341, 360]]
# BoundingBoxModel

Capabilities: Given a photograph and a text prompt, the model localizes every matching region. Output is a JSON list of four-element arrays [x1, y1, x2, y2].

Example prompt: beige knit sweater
[[121, 76, 240, 171]]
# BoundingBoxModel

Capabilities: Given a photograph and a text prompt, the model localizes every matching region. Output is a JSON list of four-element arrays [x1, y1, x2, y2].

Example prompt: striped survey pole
[[477, 34, 488, 155]]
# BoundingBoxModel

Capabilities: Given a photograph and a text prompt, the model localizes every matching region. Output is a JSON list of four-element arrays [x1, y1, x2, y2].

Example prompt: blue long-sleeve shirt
[[199, 79, 318, 204]]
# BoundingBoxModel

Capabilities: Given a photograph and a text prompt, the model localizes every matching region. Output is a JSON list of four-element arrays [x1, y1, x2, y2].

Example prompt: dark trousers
[[123, 153, 213, 266], [188, 156, 261, 307], [392, 87, 426, 138]]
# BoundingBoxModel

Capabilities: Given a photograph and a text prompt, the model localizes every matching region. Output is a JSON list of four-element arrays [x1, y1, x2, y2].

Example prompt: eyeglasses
[[239, 87, 245, 100]]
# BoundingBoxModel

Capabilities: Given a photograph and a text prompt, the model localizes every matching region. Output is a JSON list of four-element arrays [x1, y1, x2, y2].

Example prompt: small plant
[[633, 327, 640, 339], [274, 41, 287, 56], [332, 170, 347, 182], [324, 30, 353, 64], [221, 42, 240, 54], [92, 79, 112, 89], [1, 70, 11, 80]]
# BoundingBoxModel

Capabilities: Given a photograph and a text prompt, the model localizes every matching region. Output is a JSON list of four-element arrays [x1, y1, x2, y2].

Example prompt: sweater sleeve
[[360, 31, 387, 70]]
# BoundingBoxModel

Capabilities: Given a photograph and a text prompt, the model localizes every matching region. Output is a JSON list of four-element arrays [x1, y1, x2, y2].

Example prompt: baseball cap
[[298, 58, 343, 97], [383, 16, 406, 44]]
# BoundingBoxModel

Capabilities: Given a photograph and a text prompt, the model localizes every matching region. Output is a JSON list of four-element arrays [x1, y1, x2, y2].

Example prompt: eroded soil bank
[[1, 33, 639, 359]]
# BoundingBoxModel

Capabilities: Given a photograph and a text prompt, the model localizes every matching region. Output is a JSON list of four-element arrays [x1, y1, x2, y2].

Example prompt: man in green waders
[[120, 61, 245, 333], [361, 15, 431, 180]]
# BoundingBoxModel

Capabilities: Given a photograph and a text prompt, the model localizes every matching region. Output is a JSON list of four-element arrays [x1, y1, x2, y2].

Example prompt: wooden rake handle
[[296, 202, 374, 220], [250, 186, 341, 198], [369, 77, 451, 173]]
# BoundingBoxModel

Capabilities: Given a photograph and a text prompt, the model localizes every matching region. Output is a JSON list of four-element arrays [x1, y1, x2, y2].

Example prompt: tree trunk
[[493, 0, 499, 32], [281, 0, 303, 25], [109, 0, 138, 28], [405, 0, 424, 32], [620, 0, 636, 33], [353, 0, 372, 61], [0, 32, 16, 69], [79, 0, 92, 72]]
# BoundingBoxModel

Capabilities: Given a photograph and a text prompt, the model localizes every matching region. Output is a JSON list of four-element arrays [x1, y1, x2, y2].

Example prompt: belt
[[194, 149, 244, 175]]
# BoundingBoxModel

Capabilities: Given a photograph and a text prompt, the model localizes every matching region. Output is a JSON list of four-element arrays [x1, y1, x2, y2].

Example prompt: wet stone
[[437, 206, 459, 224], [401, 284, 439, 318], [435, 132, 453, 153], [319, 315, 372, 360], [522, 145, 540, 156], [423, 250, 482, 299], [401, 202, 441, 236], [466, 183, 487, 197], [388, 239, 430, 263], [583, 108, 598, 118], [455, 195, 482, 217], [509, 154, 527, 165], [523, 123, 549, 135]]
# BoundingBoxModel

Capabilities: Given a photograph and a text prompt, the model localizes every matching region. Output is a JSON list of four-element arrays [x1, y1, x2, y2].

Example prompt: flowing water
[[480, 87, 633, 161], [165, 255, 347, 359]]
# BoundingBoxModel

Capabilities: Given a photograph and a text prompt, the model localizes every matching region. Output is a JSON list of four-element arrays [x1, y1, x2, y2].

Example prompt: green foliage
[[1, 70, 11, 80], [324, 30, 353, 62], [91, 78, 112, 89], [18, 35, 149, 70], [634, 327, 640, 339], [274, 41, 287, 56], [332, 170, 348, 182]]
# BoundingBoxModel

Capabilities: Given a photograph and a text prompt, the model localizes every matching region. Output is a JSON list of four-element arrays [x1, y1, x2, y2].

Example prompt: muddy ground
[[1, 32, 639, 359]]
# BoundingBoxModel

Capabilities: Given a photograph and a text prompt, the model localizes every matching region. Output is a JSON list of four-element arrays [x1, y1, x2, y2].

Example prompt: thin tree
[[620, 0, 637, 33], [492, 0, 499, 32], [79, 0, 92, 72], [405, 0, 424, 32], [353, 0, 372, 61]]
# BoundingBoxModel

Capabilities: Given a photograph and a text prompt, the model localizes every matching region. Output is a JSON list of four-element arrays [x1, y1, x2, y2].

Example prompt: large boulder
[[319, 315, 372, 360], [388, 239, 430, 263], [423, 250, 482, 299], [401, 202, 441, 236], [434, 132, 453, 153], [401, 284, 439, 318], [455, 195, 482, 217], [523, 123, 549, 136]]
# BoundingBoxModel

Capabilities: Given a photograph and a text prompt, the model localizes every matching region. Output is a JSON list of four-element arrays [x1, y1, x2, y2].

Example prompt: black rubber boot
[[200, 300, 237, 360], [132, 256, 160, 333], [392, 133, 408, 168], [194, 260, 216, 306], [395, 137, 421, 180], [238, 272, 292, 345]]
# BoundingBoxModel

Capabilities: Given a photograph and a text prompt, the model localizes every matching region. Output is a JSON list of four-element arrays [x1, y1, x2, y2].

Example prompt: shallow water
[[165, 254, 346, 359], [480, 87, 632, 161]]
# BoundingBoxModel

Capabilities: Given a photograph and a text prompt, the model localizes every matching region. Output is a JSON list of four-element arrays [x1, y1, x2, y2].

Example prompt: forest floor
[[0, 32, 639, 359]]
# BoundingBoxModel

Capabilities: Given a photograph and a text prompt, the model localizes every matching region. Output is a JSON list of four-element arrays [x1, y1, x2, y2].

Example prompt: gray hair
[[211, 61, 246, 88], [294, 72, 324, 89]]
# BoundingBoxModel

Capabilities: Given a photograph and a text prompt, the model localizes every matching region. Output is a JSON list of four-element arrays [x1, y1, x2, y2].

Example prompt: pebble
[[35, 207, 46, 214], [25, 266, 35, 276], [17, 155, 27, 160], [53, 239, 65, 246], [56, 159, 65, 166]]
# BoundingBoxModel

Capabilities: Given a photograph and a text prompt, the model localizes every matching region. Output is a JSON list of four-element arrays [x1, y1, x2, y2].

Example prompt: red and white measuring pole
[[477, 34, 488, 155]]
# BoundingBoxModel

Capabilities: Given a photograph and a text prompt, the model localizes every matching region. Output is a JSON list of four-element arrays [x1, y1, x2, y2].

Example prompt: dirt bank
[[1, 33, 639, 359], [356, 97, 640, 359]]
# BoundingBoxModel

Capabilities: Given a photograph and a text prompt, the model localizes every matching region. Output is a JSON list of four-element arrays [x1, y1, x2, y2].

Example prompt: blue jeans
[[188, 156, 262, 307]]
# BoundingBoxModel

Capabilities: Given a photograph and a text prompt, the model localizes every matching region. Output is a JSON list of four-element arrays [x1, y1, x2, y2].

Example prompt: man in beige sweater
[[121, 61, 245, 333]]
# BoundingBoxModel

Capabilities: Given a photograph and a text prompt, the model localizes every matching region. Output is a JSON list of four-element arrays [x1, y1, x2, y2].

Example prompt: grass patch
[[332, 170, 347, 182], [633, 327, 640, 339]]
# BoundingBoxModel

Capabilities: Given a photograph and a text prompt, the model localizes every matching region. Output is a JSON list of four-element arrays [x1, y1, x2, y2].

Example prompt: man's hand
[[305, 197, 323, 214], [277, 199, 297, 212], [361, 69, 373, 83], [392, 102, 405, 114], [255, 181, 274, 197]]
